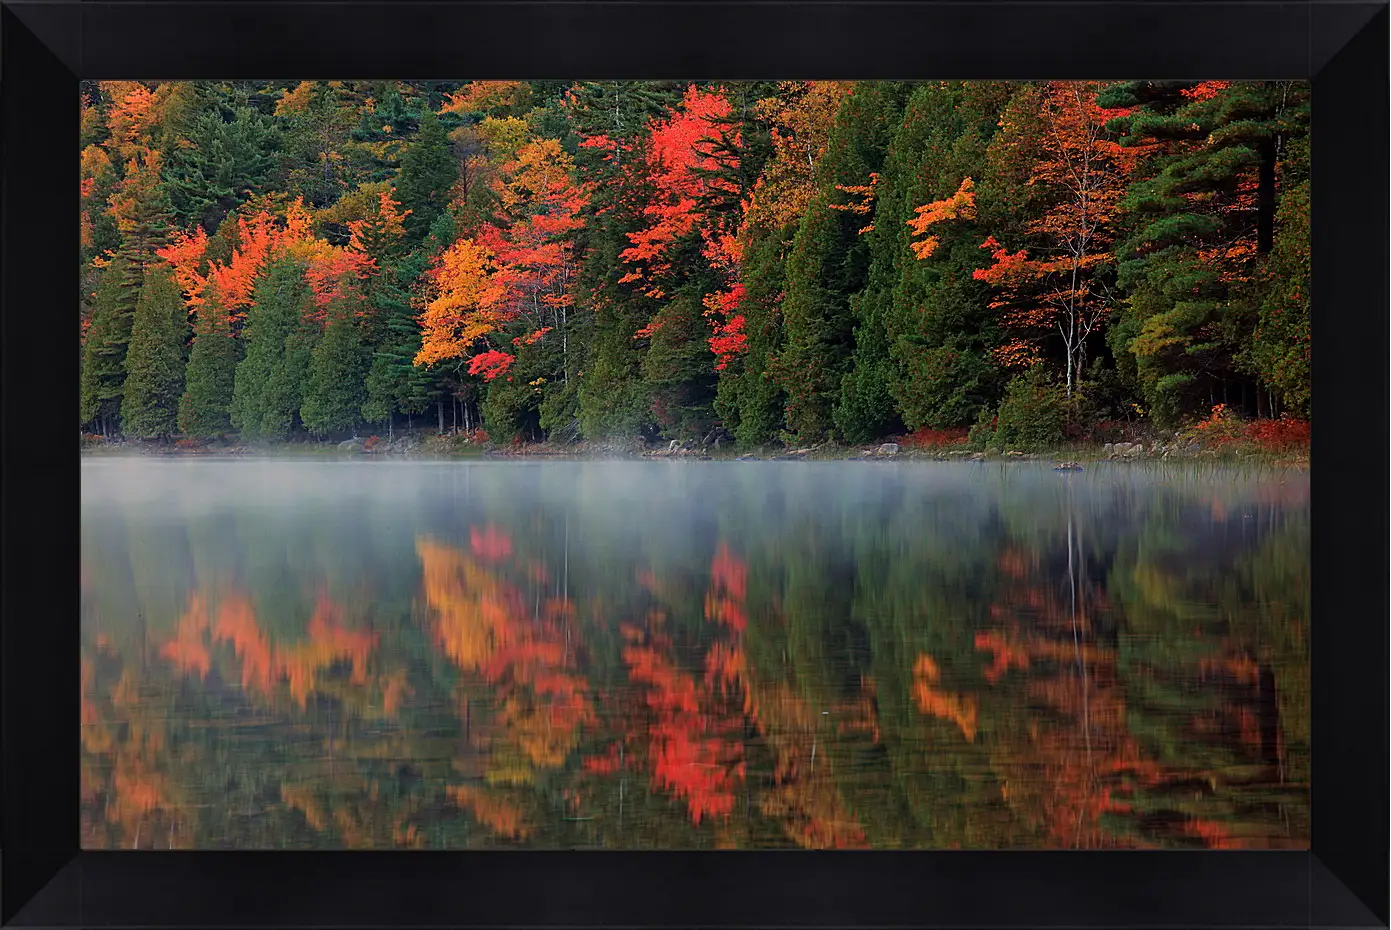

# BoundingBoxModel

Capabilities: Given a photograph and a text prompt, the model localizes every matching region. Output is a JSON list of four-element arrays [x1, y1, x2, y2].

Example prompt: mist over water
[[81, 458, 1310, 850]]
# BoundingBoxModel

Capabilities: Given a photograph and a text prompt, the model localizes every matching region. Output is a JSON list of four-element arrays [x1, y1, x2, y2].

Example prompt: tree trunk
[[437, 398, 445, 434]]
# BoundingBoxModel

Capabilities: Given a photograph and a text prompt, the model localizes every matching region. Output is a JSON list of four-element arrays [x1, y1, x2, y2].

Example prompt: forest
[[79, 79, 1311, 449]]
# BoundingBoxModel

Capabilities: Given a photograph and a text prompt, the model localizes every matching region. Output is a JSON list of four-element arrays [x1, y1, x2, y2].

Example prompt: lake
[[80, 457, 1310, 849]]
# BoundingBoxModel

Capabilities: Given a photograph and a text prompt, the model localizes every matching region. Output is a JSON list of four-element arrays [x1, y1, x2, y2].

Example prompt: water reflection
[[81, 459, 1310, 849]]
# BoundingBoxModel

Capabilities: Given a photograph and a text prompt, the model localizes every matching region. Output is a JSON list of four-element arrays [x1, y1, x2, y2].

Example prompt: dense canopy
[[79, 80, 1310, 446]]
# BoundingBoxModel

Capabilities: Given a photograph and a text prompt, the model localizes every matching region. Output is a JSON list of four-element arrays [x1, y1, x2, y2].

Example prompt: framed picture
[[3, 0, 1386, 926]]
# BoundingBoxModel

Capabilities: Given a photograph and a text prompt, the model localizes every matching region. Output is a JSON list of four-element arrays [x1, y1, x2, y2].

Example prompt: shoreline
[[79, 436, 1311, 469]]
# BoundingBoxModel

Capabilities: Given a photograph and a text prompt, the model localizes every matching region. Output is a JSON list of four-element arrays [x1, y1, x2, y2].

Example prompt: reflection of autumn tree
[[82, 646, 195, 849], [1102, 491, 1310, 848], [620, 619, 747, 828], [84, 574, 437, 849], [977, 486, 1308, 849], [702, 540, 873, 849], [417, 533, 595, 842]]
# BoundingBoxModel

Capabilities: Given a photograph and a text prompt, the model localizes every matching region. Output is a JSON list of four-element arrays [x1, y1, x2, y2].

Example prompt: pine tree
[[120, 262, 189, 438], [1100, 80, 1310, 423], [164, 102, 282, 232], [231, 254, 316, 440], [395, 109, 458, 241]]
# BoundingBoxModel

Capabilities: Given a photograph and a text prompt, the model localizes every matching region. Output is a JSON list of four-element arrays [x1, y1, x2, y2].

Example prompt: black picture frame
[[3, 1, 1386, 926]]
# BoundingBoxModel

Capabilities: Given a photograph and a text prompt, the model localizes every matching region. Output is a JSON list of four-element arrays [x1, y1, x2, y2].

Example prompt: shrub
[[363, 435, 382, 452], [902, 427, 970, 449], [1182, 403, 1245, 449], [967, 409, 998, 451], [1243, 415, 1310, 453], [990, 367, 1069, 450], [1179, 405, 1310, 455]]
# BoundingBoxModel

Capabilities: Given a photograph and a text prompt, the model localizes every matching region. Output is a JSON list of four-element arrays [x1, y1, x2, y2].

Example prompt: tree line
[[79, 79, 1310, 446]]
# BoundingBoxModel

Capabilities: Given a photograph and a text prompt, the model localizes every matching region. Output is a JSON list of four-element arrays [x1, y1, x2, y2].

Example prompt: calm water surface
[[81, 458, 1310, 849]]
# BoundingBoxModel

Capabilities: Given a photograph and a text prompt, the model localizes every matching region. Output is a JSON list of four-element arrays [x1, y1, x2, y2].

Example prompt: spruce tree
[[120, 262, 189, 439]]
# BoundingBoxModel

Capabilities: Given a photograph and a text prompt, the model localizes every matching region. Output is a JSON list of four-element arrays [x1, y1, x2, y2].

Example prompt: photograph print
[[80, 79, 1311, 851]]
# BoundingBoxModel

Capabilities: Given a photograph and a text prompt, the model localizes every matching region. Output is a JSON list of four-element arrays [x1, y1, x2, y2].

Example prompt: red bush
[[363, 435, 382, 452], [1243, 416, 1310, 452], [902, 427, 970, 449], [1185, 405, 1310, 453]]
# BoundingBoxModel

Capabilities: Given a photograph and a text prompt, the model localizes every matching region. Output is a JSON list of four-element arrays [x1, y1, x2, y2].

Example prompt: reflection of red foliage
[[470, 524, 514, 563], [974, 631, 1030, 683], [705, 544, 748, 631], [161, 593, 212, 679], [582, 744, 624, 775], [623, 642, 745, 824]]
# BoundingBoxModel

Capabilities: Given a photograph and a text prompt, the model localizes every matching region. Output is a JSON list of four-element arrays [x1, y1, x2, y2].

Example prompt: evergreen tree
[[642, 286, 719, 441], [164, 102, 282, 232], [302, 299, 369, 436], [120, 262, 189, 439], [281, 80, 361, 208], [1242, 147, 1309, 416], [773, 82, 905, 442], [395, 109, 458, 241], [714, 222, 787, 446], [883, 82, 1012, 430], [80, 257, 135, 434], [1100, 80, 1310, 423], [363, 218, 453, 431], [573, 133, 662, 441], [231, 255, 316, 440], [83, 148, 176, 434], [177, 290, 241, 438]]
